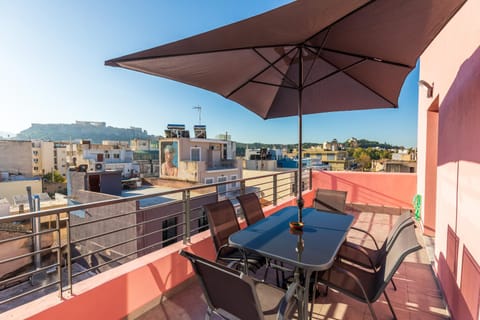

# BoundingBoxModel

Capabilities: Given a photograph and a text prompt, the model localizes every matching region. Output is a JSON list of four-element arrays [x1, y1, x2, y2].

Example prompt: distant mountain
[[15, 121, 159, 143], [0, 131, 15, 139]]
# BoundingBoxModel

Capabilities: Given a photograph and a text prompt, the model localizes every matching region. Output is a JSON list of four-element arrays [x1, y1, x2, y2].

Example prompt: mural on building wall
[[160, 141, 178, 177]]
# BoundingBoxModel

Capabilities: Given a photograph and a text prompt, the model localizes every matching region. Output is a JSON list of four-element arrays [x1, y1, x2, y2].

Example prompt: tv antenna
[[193, 105, 202, 125]]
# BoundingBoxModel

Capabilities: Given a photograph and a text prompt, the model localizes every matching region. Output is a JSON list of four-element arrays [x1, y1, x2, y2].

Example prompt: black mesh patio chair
[[313, 188, 347, 213], [179, 250, 298, 320], [316, 223, 422, 320], [338, 211, 414, 272], [237, 193, 292, 286], [237, 193, 265, 226], [312, 188, 413, 290], [203, 200, 265, 273]]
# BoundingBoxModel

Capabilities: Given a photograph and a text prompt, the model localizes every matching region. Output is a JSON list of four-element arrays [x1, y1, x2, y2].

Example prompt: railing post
[[273, 174, 278, 206], [66, 212, 72, 295], [32, 195, 41, 272], [183, 190, 191, 244], [240, 180, 246, 196], [55, 213, 62, 299], [309, 168, 313, 190], [293, 171, 298, 196]]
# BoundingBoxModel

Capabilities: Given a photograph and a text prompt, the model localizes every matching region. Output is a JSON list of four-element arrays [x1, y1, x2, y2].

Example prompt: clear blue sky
[[0, 0, 418, 147]]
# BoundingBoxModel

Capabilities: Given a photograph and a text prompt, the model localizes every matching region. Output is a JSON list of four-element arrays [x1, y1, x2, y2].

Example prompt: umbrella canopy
[[106, 0, 465, 221]]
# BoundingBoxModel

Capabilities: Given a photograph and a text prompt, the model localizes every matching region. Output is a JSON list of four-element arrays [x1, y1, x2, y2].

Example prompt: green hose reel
[[412, 194, 422, 221]]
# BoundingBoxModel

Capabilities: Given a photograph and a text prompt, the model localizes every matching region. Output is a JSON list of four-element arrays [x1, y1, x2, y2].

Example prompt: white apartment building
[[0, 140, 54, 178], [66, 140, 138, 178]]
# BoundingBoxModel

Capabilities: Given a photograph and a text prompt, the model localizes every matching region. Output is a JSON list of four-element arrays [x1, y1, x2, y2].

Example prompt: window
[[191, 147, 201, 161], [230, 175, 238, 191], [198, 212, 209, 232], [113, 154, 120, 159], [327, 154, 335, 161], [162, 217, 178, 247], [33, 166, 39, 171], [205, 177, 214, 184], [217, 176, 227, 195]]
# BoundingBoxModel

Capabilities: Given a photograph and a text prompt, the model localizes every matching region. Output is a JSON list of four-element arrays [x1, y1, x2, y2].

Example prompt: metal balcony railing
[[0, 169, 311, 312]]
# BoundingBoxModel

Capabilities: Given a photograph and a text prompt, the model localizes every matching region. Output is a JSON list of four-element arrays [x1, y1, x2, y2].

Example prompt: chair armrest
[[277, 282, 299, 320], [216, 244, 246, 270], [340, 242, 377, 270], [321, 264, 371, 304], [349, 226, 380, 250]]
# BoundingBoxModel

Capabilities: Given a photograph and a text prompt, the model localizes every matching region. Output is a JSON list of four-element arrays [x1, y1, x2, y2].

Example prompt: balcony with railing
[[0, 170, 447, 320]]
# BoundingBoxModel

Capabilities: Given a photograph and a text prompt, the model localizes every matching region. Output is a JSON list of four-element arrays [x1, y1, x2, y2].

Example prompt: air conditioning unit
[[94, 162, 104, 172]]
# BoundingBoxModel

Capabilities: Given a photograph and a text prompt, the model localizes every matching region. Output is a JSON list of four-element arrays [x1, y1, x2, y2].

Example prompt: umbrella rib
[[225, 46, 299, 98], [106, 44, 300, 65], [303, 55, 398, 107], [306, 46, 412, 69], [303, 0, 375, 44], [303, 58, 367, 89], [252, 47, 298, 88], [250, 80, 297, 90], [303, 27, 331, 84]]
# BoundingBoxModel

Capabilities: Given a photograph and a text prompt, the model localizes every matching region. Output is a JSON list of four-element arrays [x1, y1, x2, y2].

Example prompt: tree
[[43, 171, 66, 183], [358, 152, 372, 170]]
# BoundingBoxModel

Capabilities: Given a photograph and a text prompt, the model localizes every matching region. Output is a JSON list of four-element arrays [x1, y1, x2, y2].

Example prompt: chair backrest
[[385, 211, 414, 251], [313, 188, 347, 213], [373, 223, 421, 300], [203, 200, 241, 252], [237, 193, 265, 226], [179, 250, 264, 320]]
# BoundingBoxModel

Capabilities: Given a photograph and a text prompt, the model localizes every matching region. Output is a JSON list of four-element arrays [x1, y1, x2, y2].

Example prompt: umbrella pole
[[297, 47, 304, 222]]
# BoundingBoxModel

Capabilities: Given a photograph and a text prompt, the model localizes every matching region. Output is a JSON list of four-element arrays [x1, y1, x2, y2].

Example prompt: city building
[[372, 150, 417, 173], [53, 142, 68, 177], [159, 124, 242, 193], [243, 147, 281, 171], [0, 140, 54, 178], [130, 139, 159, 177], [303, 145, 350, 171], [65, 140, 139, 179]]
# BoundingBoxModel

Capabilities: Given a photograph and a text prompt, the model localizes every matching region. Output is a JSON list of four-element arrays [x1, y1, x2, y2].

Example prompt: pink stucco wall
[[418, 0, 480, 318], [312, 171, 416, 209]]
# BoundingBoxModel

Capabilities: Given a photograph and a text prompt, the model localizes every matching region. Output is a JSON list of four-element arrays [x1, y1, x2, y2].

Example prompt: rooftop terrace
[[137, 205, 447, 320], [0, 170, 447, 320]]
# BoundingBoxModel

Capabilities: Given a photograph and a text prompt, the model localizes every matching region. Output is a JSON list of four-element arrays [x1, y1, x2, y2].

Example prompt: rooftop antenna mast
[[193, 105, 202, 125]]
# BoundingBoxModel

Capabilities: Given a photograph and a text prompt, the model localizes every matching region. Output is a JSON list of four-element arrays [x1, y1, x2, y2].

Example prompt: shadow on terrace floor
[[137, 205, 448, 320]]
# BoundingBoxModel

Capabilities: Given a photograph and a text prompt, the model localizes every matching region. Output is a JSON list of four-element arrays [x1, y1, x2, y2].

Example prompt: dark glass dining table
[[229, 206, 354, 319]]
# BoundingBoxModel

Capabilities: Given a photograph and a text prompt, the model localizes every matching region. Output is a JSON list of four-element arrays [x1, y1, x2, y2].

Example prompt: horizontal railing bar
[[0, 279, 61, 305], [0, 227, 61, 245], [0, 262, 60, 287], [0, 244, 61, 264]]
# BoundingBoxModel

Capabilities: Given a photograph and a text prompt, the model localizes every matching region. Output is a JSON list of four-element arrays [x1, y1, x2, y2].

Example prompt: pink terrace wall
[[311, 171, 416, 209], [418, 0, 480, 318], [8, 172, 413, 319]]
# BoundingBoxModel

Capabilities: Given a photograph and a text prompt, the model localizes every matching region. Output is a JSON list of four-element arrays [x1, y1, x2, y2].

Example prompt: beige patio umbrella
[[106, 0, 465, 223]]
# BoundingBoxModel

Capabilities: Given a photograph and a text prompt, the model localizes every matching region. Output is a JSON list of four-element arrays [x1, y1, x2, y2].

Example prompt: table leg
[[293, 267, 306, 319]]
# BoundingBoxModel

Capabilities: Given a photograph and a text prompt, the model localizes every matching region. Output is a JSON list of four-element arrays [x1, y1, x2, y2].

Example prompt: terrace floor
[[136, 205, 449, 320]]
